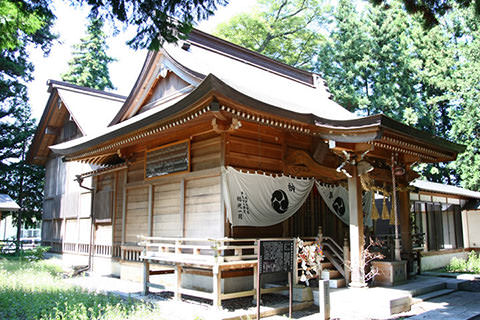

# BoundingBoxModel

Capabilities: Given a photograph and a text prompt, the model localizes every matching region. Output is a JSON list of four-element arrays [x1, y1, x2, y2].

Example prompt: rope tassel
[[381, 194, 390, 220]]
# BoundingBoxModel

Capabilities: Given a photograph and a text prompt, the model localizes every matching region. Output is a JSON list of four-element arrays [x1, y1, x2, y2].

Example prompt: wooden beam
[[44, 126, 60, 135], [284, 149, 344, 180]]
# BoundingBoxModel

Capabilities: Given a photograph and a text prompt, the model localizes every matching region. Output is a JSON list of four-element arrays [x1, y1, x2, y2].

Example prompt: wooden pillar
[[220, 133, 226, 237], [343, 234, 351, 284], [147, 184, 153, 236], [348, 165, 365, 287], [179, 179, 185, 237], [399, 190, 412, 254], [212, 265, 222, 309], [175, 265, 182, 300], [143, 259, 150, 295], [253, 264, 258, 301], [111, 172, 118, 253], [121, 170, 127, 245]]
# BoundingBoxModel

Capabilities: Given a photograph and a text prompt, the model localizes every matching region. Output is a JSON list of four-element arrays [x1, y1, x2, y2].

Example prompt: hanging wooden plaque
[[145, 140, 190, 179]]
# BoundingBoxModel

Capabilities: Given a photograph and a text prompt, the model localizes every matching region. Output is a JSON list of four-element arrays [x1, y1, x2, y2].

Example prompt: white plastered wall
[[464, 210, 480, 248]]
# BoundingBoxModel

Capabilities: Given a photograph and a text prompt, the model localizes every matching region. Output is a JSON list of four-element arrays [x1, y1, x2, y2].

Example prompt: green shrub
[[0, 246, 50, 262], [445, 251, 480, 273], [445, 256, 467, 272]]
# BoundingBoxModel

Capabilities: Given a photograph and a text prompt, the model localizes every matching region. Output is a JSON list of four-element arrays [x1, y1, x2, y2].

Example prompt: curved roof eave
[[49, 73, 465, 159], [51, 74, 317, 156], [314, 113, 465, 154]]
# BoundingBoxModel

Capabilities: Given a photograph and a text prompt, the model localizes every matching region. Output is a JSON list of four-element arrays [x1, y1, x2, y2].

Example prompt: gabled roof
[[27, 80, 126, 165], [411, 180, 480, 199], [0, 194, 20, 212], [110, 28, 356, 125], [50, 80, 126, 135]]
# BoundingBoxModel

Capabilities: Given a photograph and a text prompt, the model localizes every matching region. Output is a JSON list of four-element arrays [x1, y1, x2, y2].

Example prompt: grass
[[445, 250, 480, 274], [0, 257, 164, 320]]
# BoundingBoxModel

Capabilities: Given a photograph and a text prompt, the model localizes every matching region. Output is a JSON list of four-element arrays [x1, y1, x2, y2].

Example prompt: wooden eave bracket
[[284, 149, 344, 180], [211, 117, 241, 134]]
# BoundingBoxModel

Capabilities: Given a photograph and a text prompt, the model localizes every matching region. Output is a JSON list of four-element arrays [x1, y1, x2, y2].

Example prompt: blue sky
[[28, 0, 256, 121]]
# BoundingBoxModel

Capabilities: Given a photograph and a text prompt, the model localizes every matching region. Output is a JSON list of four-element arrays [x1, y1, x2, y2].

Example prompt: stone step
[[321, 269, 341, 280], [411, 288, 456, 304], [328, 278, 346, 288], [410, 282, 446, 297]]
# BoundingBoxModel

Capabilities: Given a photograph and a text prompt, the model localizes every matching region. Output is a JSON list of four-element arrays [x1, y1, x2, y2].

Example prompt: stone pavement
[[406, 291, 480, 320], [65, 274, 480, 320]]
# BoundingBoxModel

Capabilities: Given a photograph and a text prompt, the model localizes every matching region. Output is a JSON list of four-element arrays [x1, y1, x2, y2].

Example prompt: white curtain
[[223, 167, 314, 227], [315, 182, 373, 227]]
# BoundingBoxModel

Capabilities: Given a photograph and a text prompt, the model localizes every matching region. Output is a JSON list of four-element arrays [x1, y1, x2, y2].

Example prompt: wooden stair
[[320, 238, 347, 288]]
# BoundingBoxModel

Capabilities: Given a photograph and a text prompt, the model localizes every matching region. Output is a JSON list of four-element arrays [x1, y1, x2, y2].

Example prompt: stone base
[[372, 260, 407, 286]]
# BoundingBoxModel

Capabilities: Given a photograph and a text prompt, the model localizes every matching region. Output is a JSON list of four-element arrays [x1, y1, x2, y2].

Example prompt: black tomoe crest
[[332, 197, 346, 216], [271, 190, 289, 214]]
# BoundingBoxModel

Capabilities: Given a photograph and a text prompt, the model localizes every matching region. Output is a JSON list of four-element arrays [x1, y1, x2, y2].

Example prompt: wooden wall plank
[[152, 180, 181, 237], [125, 187, 148, 243], [184, 175, 221, 238]]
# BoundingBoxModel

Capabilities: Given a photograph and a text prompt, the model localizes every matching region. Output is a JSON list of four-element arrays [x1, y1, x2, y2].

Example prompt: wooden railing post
[[143, 257, 149, 295], [175, 264, 182, 301], [175, 240, 182, 254], [294, 238, 299, 285], [212, 264, 221, 309], [343, 234, 350, 283], [317, 226, 323, 243]]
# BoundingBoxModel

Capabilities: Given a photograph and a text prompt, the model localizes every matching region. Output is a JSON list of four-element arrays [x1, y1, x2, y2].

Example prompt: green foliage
[[21, 246, 51, 261], [0, 1, 53, 238], [62, 17, 116, 90], [0, 103, 45, 229], [0, 259, 163, 320], [370, 0, 480, 29], [77, 0, 227, 49], [1, 246, 50, 262], [445, 251, 480, 273], [447, 4, 480, 190], [446, 256, 468, 272], [215, 0, 330, 69]]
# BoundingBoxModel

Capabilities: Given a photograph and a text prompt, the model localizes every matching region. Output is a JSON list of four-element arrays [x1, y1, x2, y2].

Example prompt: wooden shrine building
[[28, 29, 465, 301]]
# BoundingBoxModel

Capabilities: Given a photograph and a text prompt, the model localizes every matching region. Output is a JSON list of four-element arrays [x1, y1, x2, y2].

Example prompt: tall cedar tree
[[447, 4, 480, 190], [62, 17, 116, 91], [8, 0, 480, 49], [0, 0, 55, 242], [217, 0, 463, 185]]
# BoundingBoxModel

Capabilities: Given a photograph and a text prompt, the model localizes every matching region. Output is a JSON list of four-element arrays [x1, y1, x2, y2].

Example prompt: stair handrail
[[322, 236, 344, 256], [323, 250, 346, 278], [322, 242, 343, 263], [317, 227, 348, 281]]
